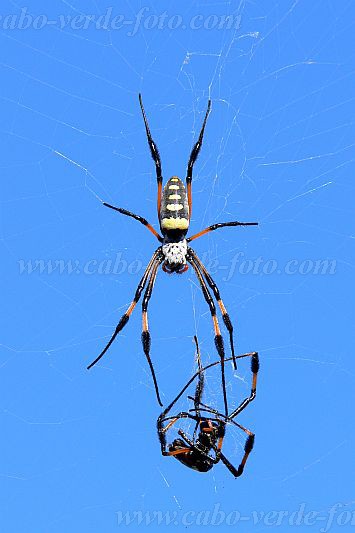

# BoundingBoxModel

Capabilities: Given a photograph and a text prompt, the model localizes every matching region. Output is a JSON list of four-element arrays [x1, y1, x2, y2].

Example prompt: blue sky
[[1, 1, 354, 531]]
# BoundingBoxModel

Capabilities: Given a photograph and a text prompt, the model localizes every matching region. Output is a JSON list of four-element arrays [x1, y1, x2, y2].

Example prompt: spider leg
[[188, 255, 228, 416], [187, 220, 258, 243], [230, 430, 255, 477], [186, 100, 211, 220], [177, 429, 195, 448], [208, 421, 226, 462], [218, 449, 244, 477], [193, 336, 204, 413], [158, 352, 251, 426], [138, 94, 163, 215], [189, 350, 258, 475], [191, 336, 205, 438], [190, 249, 238, 370], [228, 352, 259, 420], [166, 447, 191, 456], [87, 250, 161, 370], [207, 417, 254, 477], [103, 203, 163, 242], [160, 412, 194, 432], [141, 256, 164, 406], [189, 404, 251, 434], [157, 412, 198, 455], [189, 352, 258, 425]]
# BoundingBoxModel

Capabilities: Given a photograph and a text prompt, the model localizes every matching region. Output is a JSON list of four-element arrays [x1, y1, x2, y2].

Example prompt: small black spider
[[157, 337, 259, 477], [87, 95, 258, 410]]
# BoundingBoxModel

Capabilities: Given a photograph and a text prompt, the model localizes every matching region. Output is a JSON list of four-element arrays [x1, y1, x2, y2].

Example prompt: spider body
[[169, 419, 224, 473], [170, 440, 213, 472], [158, 337, 259, 477], [160, 176, 189, 240], [160, 176, 190, 273], [87, 95, 258, 410]]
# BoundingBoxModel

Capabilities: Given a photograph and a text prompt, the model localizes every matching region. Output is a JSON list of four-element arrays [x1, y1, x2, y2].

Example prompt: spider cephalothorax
[[161, 239, 188, 273], [87, 94, 258, 409], [158, 337, 259, 477]]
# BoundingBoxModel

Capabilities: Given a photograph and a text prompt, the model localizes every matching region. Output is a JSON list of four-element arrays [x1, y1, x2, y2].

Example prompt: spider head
[[169, 438, 214, 472], [162, 240, 188, 274]]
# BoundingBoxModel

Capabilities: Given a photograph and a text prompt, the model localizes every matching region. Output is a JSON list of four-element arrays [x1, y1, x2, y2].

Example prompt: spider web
[[1, 0, 355, 530]]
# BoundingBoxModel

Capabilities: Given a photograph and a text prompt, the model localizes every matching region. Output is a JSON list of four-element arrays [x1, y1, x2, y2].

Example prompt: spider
[[87, 94, 258, 410], [157, 336, 259, 477]]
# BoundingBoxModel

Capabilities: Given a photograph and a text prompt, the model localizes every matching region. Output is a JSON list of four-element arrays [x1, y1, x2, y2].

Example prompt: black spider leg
[[193, 336, 204, 411], [157, 412, 199, 455], [87, 249, 161, 370], [213, 425, 255, 478], [217, 450, 242, 477], [103, 203, 163, 242], [141, 255, 164, 406], [228, 351, 259, 420], [190, 402, 255, 477], [186, 99, 211, 220], [187, 220, 259, 243], [157, 353, 255, 455], [157, 353, 249, 431], [188, 254, 228, 417], [138, 94, 163, 215], [192, 335, 204, 439], [157, 337, 209, 454], [190, 352, 259, 477], [193, 335, 205, 442], [189, 352, 259, 424], [190, 248, 238, 370]]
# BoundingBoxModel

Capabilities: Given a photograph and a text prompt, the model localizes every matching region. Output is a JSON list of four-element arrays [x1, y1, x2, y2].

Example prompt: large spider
[[157, 336, 259, 477], [87, 95, 258, 409]]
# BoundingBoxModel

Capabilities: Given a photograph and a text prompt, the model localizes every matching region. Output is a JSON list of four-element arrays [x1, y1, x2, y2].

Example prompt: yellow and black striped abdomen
[[160, 176, 189, 239]]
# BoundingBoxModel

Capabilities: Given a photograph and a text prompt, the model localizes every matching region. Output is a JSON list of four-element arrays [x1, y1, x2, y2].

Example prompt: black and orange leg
[[190, 250, 238, 370], [185, 351, 257, 409], [159, 412, 196, 433], [223, 423, 255, 477], [218, 431, 254, 478], [103, 203, 163, 242], [165, 447, 191, 457], [188, 255, 228, 416], [206, 416, 254, 477], [156, 178, 162, 216], [187, 220, 258, 243], [141, 257, 163, 406], [157, 412, 198, 454], [187, 403, 255, 476], [213, 423, 226, 461], [186, 100, 211, 220], [228, 352, 259, 419], [158, 352, 255, 441], [87, 250, 161, 370], [138, 94, 163, 215], [202, 353, 258, 476], [190, 352, 259, 424]]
